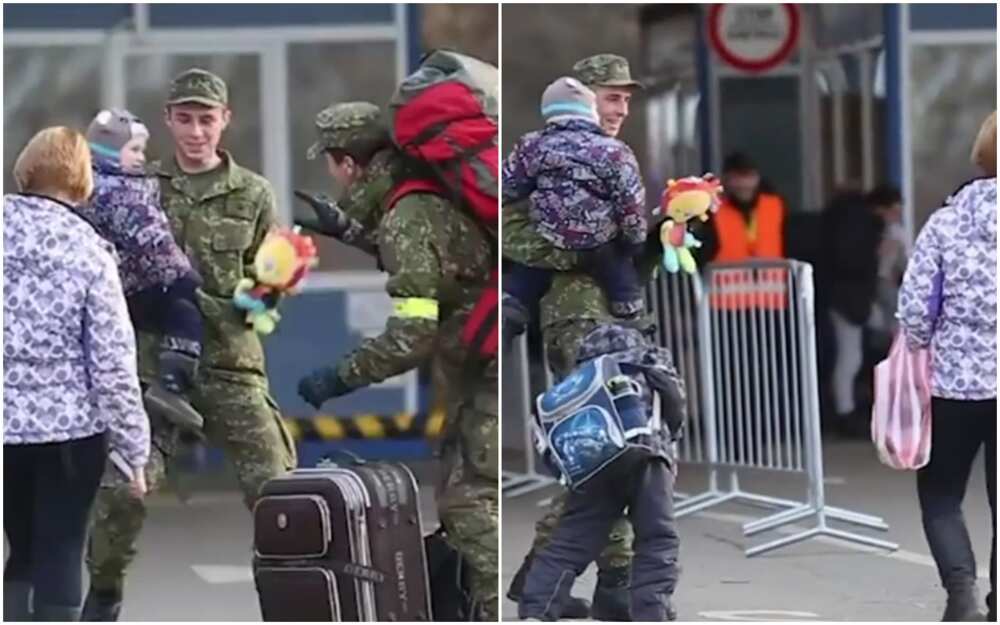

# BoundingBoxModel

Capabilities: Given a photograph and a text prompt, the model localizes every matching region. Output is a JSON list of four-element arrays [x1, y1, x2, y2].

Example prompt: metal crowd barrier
[[670, 260, 896, 556], [644, 270, 712, 507], [503, 259, 899, 556], [501, 333, 558, 498]]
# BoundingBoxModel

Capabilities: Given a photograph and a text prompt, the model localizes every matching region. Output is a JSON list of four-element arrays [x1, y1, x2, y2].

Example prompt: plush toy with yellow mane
[[659, 174, 723, 274], [233, 227, 319, 334]]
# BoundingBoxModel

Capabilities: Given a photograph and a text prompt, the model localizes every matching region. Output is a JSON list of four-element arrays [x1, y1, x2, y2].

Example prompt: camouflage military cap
[[572, 54, 644, 90], [166, 68, 228, 107], [576, 323, 647, 362], [306, 102, 387, 160]]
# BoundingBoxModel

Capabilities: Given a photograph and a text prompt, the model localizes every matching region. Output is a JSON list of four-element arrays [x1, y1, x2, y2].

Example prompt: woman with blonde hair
[[897, 109, 997, 621], [3, 127, 149, 621]]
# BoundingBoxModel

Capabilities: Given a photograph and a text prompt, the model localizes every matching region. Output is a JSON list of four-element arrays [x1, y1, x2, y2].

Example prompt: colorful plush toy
[[233, 227, 319, 334], [659, 174, 724, 274]]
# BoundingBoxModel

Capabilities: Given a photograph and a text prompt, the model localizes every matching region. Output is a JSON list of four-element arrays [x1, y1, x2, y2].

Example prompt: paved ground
[[5, 440, 990, 621], [24, 460, 442, 621], [502, 438, 994, 621]]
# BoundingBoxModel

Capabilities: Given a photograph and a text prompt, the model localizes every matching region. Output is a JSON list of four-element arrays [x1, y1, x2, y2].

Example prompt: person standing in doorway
[[698, 151, 786, 264]]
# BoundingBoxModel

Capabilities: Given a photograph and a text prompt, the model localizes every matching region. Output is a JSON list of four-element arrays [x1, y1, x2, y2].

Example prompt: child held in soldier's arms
[[501, 76, 647, 340], [76, 108, 205, 441]]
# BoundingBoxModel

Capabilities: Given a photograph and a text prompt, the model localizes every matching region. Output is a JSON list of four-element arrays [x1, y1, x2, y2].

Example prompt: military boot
[[144, 350, 204, 438], [506, 551, 591, 619], [591, 567, 631, 621], [501, 294, 530, 356], [941, 585, 985, 621], [81, 587, 122, 622]]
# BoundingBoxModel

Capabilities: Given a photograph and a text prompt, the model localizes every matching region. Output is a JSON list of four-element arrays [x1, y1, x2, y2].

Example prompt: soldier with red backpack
[[294, 51, 499, 619]]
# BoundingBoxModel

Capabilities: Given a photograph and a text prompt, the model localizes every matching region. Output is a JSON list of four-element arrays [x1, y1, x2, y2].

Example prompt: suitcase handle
[[317, 450, 366, 467]]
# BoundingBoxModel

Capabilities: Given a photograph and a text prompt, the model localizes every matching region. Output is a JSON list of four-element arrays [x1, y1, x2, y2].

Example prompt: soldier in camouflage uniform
[[295, 102, 499, 620], [502, 76, 647, 350], [505, 54, 654, 620], [83, 69, 297, 621]]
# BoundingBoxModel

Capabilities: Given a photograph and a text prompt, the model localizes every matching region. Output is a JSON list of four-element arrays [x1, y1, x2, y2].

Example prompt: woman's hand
[[129, 470, 148, 498]]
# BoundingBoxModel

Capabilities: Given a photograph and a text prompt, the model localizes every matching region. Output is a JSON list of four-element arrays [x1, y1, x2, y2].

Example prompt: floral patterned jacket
[[898, 177, 997, 400], [503, 119, 646, 251], [75, 153, 194, 295], [3, 193, 150, 470]]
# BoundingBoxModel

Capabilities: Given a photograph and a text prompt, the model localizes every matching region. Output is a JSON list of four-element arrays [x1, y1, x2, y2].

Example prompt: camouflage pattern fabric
[[86, 150, 296, 593], [503, 118, 646, 250], [339, 148, 397, 237], [572, 54, 644, 89], [324, 145, 498, 619], [152, 151, 279, 376], [166, 68, 228, 107], [501, 199, 578, 270], [151, 151, 296, 497], [87, 428, 171, 593], [306, 101, 389, 160], [334, 151, 493, 388], [436, 357, 499, 620]]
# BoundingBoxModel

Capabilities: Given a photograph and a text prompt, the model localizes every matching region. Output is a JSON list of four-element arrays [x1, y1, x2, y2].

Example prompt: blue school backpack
[[532, 354, 658, 490]]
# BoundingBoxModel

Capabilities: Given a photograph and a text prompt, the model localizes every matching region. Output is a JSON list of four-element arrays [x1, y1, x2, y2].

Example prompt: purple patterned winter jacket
[[75, 154, 194, 295], [502, 119, 647, 250], [897, 177, 997, 400], [3, 194, 150, 470]]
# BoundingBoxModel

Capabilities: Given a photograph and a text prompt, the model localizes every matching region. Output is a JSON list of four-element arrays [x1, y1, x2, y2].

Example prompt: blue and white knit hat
[[86, 108, 149, 159], [541, 76, 598, 125]]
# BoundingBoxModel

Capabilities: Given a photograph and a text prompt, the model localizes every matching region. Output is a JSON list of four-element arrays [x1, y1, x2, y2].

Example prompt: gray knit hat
[[541, 76, 598, 125], [86, 108, 149, 153]]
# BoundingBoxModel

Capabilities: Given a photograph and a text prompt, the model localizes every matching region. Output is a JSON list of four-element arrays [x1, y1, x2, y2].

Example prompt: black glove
[[297, 367, 354, 409], [294, 190, 352, 238]]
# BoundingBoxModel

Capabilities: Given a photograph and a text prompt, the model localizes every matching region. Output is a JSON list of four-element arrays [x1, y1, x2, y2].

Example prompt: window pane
[[909, 44, 996, 230], [287, 41, 397, 272], [3, 46, 102, 193], [124, 54, 262, 173]]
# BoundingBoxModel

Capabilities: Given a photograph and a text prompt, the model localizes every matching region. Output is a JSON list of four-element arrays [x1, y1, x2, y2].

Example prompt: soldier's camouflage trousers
[[535, 318, 635, 572], [87, 430, 170, 594], [437, 357, 499, 621], [86, 368, 297, 593]]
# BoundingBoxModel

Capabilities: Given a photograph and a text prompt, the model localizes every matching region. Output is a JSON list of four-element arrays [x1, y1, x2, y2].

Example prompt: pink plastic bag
[[871, 332, 933, 470]]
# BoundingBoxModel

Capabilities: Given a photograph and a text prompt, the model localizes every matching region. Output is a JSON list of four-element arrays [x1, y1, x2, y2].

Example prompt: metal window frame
[[896, 21, 995, 244], [813, 40, 884, 194], [908, 29, 997, 47], [899, 4, 915, 247]]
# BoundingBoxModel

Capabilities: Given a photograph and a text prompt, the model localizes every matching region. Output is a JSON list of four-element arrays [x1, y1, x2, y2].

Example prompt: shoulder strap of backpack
[[385, 178, 445, 211], [386, 175, 497, 263]]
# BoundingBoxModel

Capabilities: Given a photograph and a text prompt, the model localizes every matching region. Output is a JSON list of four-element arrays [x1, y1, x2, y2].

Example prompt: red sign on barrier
[[708, 4, 800, 73]]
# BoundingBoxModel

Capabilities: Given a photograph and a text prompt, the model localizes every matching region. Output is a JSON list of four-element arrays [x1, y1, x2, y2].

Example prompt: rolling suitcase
[[253, 456, 432, 621]]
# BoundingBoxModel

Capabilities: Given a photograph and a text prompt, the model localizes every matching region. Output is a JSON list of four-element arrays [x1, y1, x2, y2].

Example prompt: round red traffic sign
[[708, 4, 800, 73]]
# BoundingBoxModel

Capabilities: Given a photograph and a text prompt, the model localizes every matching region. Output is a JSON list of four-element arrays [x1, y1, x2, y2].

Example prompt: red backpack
[[386, 51, 498, 359]]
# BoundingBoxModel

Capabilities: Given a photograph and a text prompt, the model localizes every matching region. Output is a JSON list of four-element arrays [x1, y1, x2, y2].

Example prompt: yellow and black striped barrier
[[283, 409, 446, 441]]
